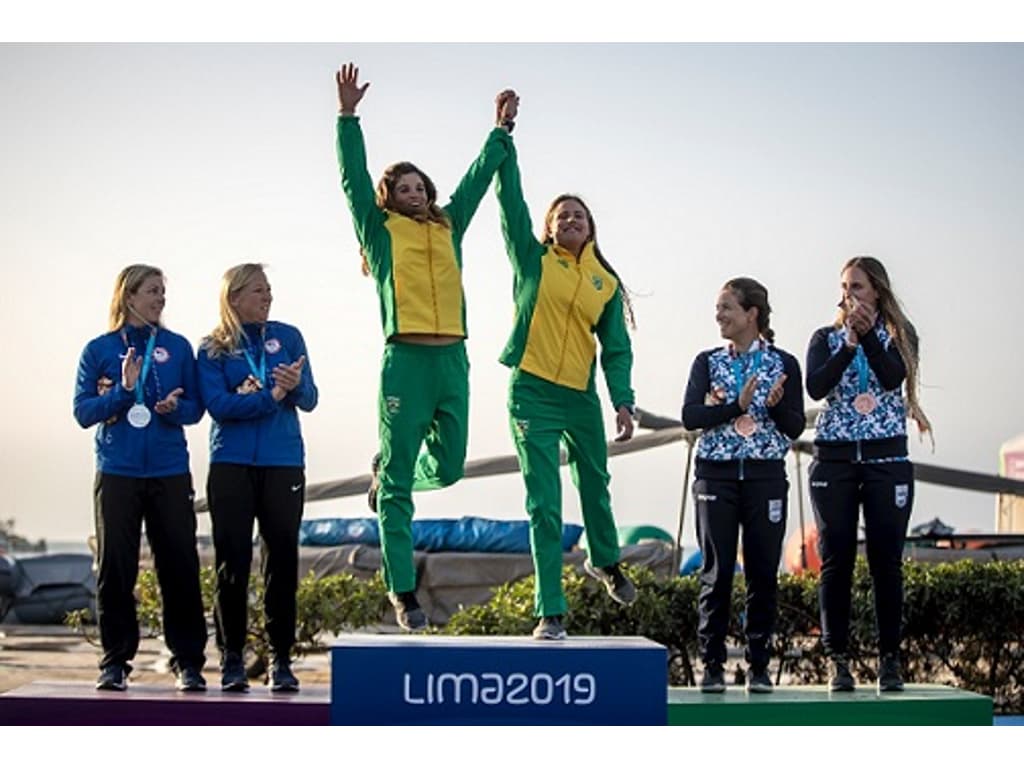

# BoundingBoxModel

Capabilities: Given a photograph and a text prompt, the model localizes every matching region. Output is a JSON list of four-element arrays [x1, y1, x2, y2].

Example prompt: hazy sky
[[2, 43, 1022, 549]]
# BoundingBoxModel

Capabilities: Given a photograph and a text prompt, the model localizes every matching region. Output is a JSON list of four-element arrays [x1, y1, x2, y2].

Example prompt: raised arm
[[335, 62, 385, 251], [443, 90, 516, 238], [493, 125, 544, 275]]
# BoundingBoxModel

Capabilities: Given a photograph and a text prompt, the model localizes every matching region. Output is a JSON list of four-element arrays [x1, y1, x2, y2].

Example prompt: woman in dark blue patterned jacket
[[682, 277, 805, 694], [806, 256, 931, 694]]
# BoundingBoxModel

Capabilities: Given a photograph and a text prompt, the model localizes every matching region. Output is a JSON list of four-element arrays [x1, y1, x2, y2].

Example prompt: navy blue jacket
[[74, 324, 203, 477], [197, 321, 318, 467]]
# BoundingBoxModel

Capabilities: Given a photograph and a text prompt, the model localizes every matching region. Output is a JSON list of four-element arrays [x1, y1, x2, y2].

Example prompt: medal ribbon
[[121, 327, 157, 406], [853, 346, 869, 394], [241, 328, 267, 387], [731, 347, 763, 402]]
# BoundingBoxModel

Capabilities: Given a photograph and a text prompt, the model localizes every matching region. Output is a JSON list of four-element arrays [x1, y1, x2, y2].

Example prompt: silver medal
[[127, 403, 152, 428]]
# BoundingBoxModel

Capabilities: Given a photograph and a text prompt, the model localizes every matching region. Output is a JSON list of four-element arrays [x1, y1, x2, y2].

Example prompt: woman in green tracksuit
[[493, 93, 638, 641], [334, 63, 513, 632]]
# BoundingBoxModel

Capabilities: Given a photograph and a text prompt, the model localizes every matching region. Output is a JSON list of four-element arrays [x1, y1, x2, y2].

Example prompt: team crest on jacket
[[894, 484, 909, 509], [265, 338, 281, 354], [385, 396, 401, 415], [591, 274, 603, 291], [152, 347, 170, 363]]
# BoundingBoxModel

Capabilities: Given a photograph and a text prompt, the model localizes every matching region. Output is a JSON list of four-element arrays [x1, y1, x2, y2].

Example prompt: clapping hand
[[765, 373, 787, 407], [155, 387, 183, 415], [121, 347, 142, 391], [738, 374, 759, 411]]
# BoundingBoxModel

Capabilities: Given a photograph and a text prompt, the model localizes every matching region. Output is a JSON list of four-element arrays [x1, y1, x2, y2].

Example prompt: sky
[[2, 41, 1023, 553]]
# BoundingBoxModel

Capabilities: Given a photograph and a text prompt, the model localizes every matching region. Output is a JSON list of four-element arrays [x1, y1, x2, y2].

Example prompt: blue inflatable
[[299, 516, 584, 554]]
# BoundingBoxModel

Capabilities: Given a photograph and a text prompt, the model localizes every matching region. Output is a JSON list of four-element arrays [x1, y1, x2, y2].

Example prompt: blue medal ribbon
[[241, 328, 267, 387], [853, 346, 869, 393], [121, 327, 157, 406], [731, 346, 763, 402]]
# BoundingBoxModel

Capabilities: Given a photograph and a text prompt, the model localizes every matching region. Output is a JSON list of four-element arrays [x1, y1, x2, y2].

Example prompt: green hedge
[[445, 558, 1024, 714], [66, 558, 1024, 712]]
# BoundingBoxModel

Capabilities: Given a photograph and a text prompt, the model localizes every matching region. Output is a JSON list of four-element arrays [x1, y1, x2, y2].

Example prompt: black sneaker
[[269, 656, 300, 693], [583, 560, 637, 606], [96, 664, 128, 691], [829, 654, 855, 692], [532, 615, 567, 641], [221, 651, 250, 692], [175, 665, 207, 692], [746, 666, 773, 693], [878, 653, 904, 692], [388, 591, 428, 631], [700, 663, 726, 693], [367, 453, 382, 512]]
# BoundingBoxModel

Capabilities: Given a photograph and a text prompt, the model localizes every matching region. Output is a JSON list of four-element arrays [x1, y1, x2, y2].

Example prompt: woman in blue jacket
[[197, 263, 318, 693], [73, 264, 208, 693], [681, 277, 805, 693]]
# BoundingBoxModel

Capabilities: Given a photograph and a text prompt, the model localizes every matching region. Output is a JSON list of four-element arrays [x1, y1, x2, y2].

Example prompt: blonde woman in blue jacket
[[197, 263, 318, 693]]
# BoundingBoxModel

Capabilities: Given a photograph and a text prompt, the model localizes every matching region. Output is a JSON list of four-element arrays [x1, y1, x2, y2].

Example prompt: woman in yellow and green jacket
[[493, 93, 638, 641], [335, 63, 513, 632]]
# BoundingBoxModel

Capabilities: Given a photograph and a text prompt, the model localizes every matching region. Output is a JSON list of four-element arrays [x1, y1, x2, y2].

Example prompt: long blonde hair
[[108, 264, 164, 331], [201, 263, 266, 358], [836, 256, 932, 441]]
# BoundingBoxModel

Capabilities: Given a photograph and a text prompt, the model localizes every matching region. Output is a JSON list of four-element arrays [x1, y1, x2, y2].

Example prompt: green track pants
[[508, 369, 622, 617], [376, 341, 469, 593]]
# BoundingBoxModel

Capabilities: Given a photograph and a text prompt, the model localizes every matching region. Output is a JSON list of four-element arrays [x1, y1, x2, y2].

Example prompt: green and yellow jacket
[[336, 116, 512, 340], [495, 140, 635, 410]]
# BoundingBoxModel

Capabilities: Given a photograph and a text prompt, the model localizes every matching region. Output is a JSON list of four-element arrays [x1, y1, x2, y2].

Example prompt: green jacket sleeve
[[594, 285, 635, 410], [336, 115, 386, 256], [444, 127, 513, 240], [494, 139, 544, 278]]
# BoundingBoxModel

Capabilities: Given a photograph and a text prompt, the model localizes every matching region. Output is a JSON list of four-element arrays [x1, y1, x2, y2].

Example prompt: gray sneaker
[[700, 663, 726, 693], [388, 591, 428, 632], [829, 654, 855, 692], [878, 653, 904, 692], [96, 664, 128, 691], [270, 655, 300, 693], [221, 651, 250, 692], [532, 615, 567, 641], [746, 666, 773, 693], [583, 560, 637, 606]]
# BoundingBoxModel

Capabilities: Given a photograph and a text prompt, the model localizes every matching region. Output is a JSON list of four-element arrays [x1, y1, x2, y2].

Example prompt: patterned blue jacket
[[805, 323, 908, 462], [682, 340, 805, 480]]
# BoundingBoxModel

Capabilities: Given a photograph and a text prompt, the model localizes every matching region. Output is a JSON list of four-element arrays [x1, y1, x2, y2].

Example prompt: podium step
[[330, 634, 667, 725], [667, 684, 992, 725], [0, 680, 330, 725]]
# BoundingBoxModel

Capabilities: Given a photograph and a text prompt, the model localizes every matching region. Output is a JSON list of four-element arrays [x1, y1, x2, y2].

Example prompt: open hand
[[765, 373, 787, 407], [336, 62, 370, 115], [738, 374, 759, 411], [155, 387, 184, 415]]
